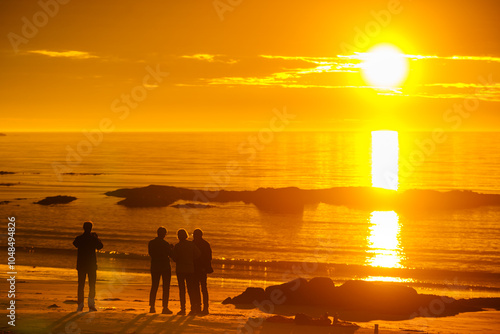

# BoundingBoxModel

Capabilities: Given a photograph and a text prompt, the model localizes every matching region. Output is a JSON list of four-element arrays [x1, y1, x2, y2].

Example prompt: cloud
[[410, 83, 500, 102], [261, 55, 358, 73], [201, 55, 358, 88], [178, 53, 499, 101], [411, 55, 500, 63], [343, 53, 500, 63], [181, 54, 238, 64], [27, 50, 98, 59]]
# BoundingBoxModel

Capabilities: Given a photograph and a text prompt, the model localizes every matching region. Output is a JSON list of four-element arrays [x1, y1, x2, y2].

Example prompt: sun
[[360, 44, 409, 88]]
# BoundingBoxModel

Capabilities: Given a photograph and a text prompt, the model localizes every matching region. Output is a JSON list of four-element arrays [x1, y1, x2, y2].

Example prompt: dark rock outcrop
[[170, 203, 215, 209], [303, 277, 337, 306], [265, 278, 309, 305], [107, 185, 193, 208], [62, 172, 104, 176], [63, 300, 78, 304], [117, 195, 175, 208], [34, 195, 77, 205], [222, 287, 266, 305], [105, 185, 500, 213], [333, 280, 421, 316], [224, 278, 500, 321]]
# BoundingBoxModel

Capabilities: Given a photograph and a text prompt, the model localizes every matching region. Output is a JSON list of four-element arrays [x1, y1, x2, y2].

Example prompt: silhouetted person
[[148, 226, 174, 314], [192, 228, 213, 315], [73, 221, 103, 312], [173, 229, 201, 315]]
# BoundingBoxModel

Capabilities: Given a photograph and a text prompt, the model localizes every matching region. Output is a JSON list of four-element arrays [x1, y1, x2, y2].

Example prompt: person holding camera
[[73, 221, 103, 312]]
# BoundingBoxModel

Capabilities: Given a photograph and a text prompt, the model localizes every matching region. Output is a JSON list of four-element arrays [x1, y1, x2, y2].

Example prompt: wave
[[105, 184, 500, 213]]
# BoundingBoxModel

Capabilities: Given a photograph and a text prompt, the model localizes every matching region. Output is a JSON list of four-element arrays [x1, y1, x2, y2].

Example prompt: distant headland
[[105, 185, 500, 213]]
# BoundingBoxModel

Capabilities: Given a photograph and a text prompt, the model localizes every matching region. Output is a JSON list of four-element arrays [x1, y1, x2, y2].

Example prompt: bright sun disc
[[361, 44, 409, 88]]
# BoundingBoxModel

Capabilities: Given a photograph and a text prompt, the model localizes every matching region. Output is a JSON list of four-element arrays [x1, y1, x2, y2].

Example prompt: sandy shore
[[0, 273, 398, 334], [1, 267, 499, 333]]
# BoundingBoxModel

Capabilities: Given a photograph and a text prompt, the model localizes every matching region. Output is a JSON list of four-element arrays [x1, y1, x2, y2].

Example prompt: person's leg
[[186, 273, 201, 314], [161, 269, 172, 312], [177, 272, 186, 314], [77, 270, 86, 311], [149, 271, 161, 312], [199, 273, 209, 313], [88, 270, 97, 311]]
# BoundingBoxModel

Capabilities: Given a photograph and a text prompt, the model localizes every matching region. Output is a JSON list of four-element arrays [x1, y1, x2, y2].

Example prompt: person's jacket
[[193, 238, 213, 274], [73, 232, 103, 271], [173, 240, 200, 274], [148, 237, 173, 272]]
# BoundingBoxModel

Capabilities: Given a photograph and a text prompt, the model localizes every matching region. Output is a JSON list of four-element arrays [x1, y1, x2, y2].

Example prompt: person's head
[[177, 228, 188, 241], [157, 226, 167, 239], [193, 228, 203, 240], [83, 221, 93, 233]]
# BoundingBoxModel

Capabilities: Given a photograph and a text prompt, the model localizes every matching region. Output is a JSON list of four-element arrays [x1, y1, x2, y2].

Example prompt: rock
[[294, 313, 331, 326], [335, 280, 421, 315], [260, 277, 335, 306], [221, 297, 232, 304], [228, 287, 266, 305], [48, 304, 59, 308], [35, 195, 77, 205], [63, 300, 78, 304], [264, 278, 308, 305], [117, 195, 176, 207], [225, 278, 500, 321], [170, 203, 216, 209], [0, 201, 10, 205], [62, 172, 104, 176], [106, 184, 500, 213], [102, 298, 121, 301], [106, 185, 194, 208], [252, 187, 306, 213], [303, 277, 336, 306], [0, 171, 15, 175], [454, 297, 500, 311], [265, 315, 295, 323]]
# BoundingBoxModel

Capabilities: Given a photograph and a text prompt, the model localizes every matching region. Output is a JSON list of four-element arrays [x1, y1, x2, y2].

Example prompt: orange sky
[[0, 0, 499, 131]]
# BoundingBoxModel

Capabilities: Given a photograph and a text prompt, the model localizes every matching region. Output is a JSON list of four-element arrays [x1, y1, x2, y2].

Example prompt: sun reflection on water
[[366, 131, 405, 269], [371, 130, 399, 190], [366, 210, 403, 268], [363, 276, 415, 283]]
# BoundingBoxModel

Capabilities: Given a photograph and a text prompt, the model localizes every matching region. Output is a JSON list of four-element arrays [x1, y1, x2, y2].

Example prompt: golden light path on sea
[[366, 131, 405, 271]]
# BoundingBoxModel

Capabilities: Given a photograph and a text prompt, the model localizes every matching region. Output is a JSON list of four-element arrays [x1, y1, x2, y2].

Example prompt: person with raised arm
[[73, 221, 103, 312]]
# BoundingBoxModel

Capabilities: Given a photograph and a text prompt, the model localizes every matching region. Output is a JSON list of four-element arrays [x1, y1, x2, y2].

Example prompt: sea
[[1, 131, 500, 304]]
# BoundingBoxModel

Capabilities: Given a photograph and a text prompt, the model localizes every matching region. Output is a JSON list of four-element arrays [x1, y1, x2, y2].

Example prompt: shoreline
[[1, 271, 500, 334], [6, 245, 500, 301]]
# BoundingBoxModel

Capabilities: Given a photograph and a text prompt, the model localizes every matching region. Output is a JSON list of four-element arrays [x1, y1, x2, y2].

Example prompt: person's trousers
[[149, 269, 171, 308], [195, 272, 209, 311], [176, 272, 201, 312], [77, 269, 96, 308]]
